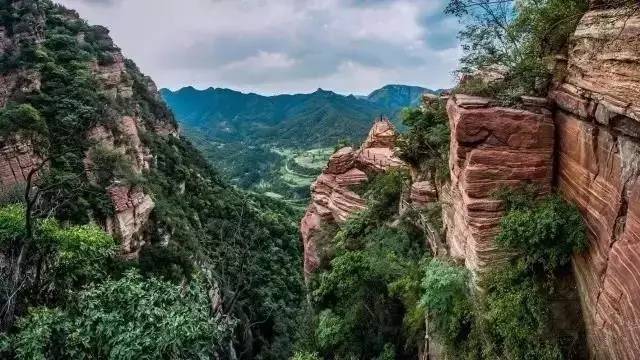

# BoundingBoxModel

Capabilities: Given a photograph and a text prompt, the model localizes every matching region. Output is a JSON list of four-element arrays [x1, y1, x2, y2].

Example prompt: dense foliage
[[447, 0, 590, 103], [421, 189, 587, 359], [10, 271, 232, 360], [0, 1, 304, 359], [397, 99, 450, 183], [297, 169, 430, 359], [161, 85, 440, 201]]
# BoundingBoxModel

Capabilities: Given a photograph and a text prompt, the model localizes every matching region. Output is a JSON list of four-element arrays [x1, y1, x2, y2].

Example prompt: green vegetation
[[11, 271, 232, 360], [421, 188, 587, 359], [297, 168, 430, 359], [447, 0, 590, 103], [0, 1, 304, 359], [162, 85, 440, 203], [397, 99, 450, 183]]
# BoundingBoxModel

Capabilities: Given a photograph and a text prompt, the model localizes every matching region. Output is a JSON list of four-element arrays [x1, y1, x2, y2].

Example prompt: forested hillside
[[161, 85, 437, 203], [0, 1, 303, 359]]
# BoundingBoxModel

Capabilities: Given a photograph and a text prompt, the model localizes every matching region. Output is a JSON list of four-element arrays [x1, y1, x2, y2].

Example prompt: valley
[[164, 85, 438, 202], [1, 0, 639, 360]]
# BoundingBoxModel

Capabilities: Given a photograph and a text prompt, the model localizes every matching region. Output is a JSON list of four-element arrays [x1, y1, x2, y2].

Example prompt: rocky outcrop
[[301, 119, 405, 276], [410, 181, 437, 207], [0, 4, 176, 258], [547, 8, 640, 358], [106, 185, 154, 257], [445, 94, 555, 273], [0, 138, 42, 192], [84, 115, 158, 256]]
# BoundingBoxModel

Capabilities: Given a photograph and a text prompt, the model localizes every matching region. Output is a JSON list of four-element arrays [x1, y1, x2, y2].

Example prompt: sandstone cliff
[[445, 94, 555, 273], [300, 119, 405, 276], [433, 5, 640, 359], [548, 6, 640, 358], [0, 1, 177, 257]]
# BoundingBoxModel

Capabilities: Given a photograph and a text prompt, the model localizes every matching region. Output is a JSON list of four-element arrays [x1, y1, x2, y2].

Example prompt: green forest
[[161, 85, 438, 202], [0, 0, 635, 359]]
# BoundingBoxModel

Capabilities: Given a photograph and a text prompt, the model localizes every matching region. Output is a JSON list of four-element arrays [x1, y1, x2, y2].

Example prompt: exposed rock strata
[[301, 119, 405, 276], [445, 95, 555, 273], [410, 181, 437, 207], [0, 138, 42, 192], [547, 8, 640, 359], [106, 185, 154, 257], [550, 7, 640, 359], [84, 115, 159, 256]]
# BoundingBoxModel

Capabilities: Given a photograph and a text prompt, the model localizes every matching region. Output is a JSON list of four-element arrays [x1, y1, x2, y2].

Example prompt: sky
[[56, 0, 462, 95]]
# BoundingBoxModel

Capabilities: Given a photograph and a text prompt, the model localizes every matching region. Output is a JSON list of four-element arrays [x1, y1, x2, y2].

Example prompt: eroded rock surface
[[548, 8, 640, 358], [301, 119, 405, 276], [106, 185, 154, 257], [445, 95, 555, 273], [0, 138, 43, 192]]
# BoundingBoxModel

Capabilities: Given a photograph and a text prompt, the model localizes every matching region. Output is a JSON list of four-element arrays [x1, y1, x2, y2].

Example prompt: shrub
[[364, 169, 408, 221], [481, 265, 563, 360], [397, 102, 450, 182], [420, 259, 474, 350], [10, 271, 233, 359], [496, 190, 588, 274]]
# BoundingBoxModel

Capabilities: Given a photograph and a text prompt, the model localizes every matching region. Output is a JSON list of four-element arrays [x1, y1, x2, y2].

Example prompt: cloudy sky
[[56, 0, 462, 95]]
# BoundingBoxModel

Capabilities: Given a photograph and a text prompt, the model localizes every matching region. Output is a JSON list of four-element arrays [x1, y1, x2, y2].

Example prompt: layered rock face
[[106, 185, 154, 257], [445, 94, 555, 273], [84, 115, 157, 256], [548, 8, 640, 359], [0, 2, 176, 257], [301, 119, 404, 276], [0, 138, 42, 193]]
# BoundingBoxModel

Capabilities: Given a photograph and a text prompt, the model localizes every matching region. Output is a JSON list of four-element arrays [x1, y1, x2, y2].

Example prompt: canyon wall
[[300, 119, 405, 276], [445, 94, 555, 273], [441, 6, 640, 359], [548, 7, 640, 358], [0, 2, 177, 256]]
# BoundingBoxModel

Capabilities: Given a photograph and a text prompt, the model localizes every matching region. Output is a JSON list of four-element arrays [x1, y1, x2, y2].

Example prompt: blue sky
[[57, 0, 462, 95]]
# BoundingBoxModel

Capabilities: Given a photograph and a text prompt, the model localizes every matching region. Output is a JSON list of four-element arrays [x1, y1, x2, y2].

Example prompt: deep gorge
[[0, 0, 639, 359]]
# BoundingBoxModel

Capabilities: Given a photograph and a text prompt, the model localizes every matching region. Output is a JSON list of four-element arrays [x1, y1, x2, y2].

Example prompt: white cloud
[[56, 0, 460, 94]]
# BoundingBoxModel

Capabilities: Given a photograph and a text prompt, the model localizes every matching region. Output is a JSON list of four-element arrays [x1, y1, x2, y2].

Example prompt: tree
[[9, 271, 233, 359], [446, 0, 590, 102]]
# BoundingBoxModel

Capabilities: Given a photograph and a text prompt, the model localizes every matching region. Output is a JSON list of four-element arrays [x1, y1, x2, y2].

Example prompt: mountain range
[[160, 84, 439, 148]]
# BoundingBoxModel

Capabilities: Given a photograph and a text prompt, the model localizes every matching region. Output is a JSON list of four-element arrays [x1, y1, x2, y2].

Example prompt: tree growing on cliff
[[397, 99, 449, 185], [447, 0, 590, 102]]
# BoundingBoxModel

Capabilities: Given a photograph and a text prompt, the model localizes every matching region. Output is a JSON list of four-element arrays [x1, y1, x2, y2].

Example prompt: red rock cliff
[[548, 7, 640, 358], [300, 119, 405, 276], [441, 6, 640, 358], [445, 94, 555, 274]]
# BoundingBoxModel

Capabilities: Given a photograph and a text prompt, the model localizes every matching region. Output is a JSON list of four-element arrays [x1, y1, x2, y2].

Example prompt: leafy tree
[[481, 264, 563, 360], [446, 0, 590, 102], [397, 100, 449, 183], [10, 271, 233, 360], [420, 259, 474, 352], [0, 204, 116, 328], [496, 191, 587, 274]]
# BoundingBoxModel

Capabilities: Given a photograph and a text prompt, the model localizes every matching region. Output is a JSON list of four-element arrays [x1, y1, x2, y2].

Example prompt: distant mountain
[[160, 84, 436, 197], [366, 84, 436, 109], [160, 84, 434, 148]]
